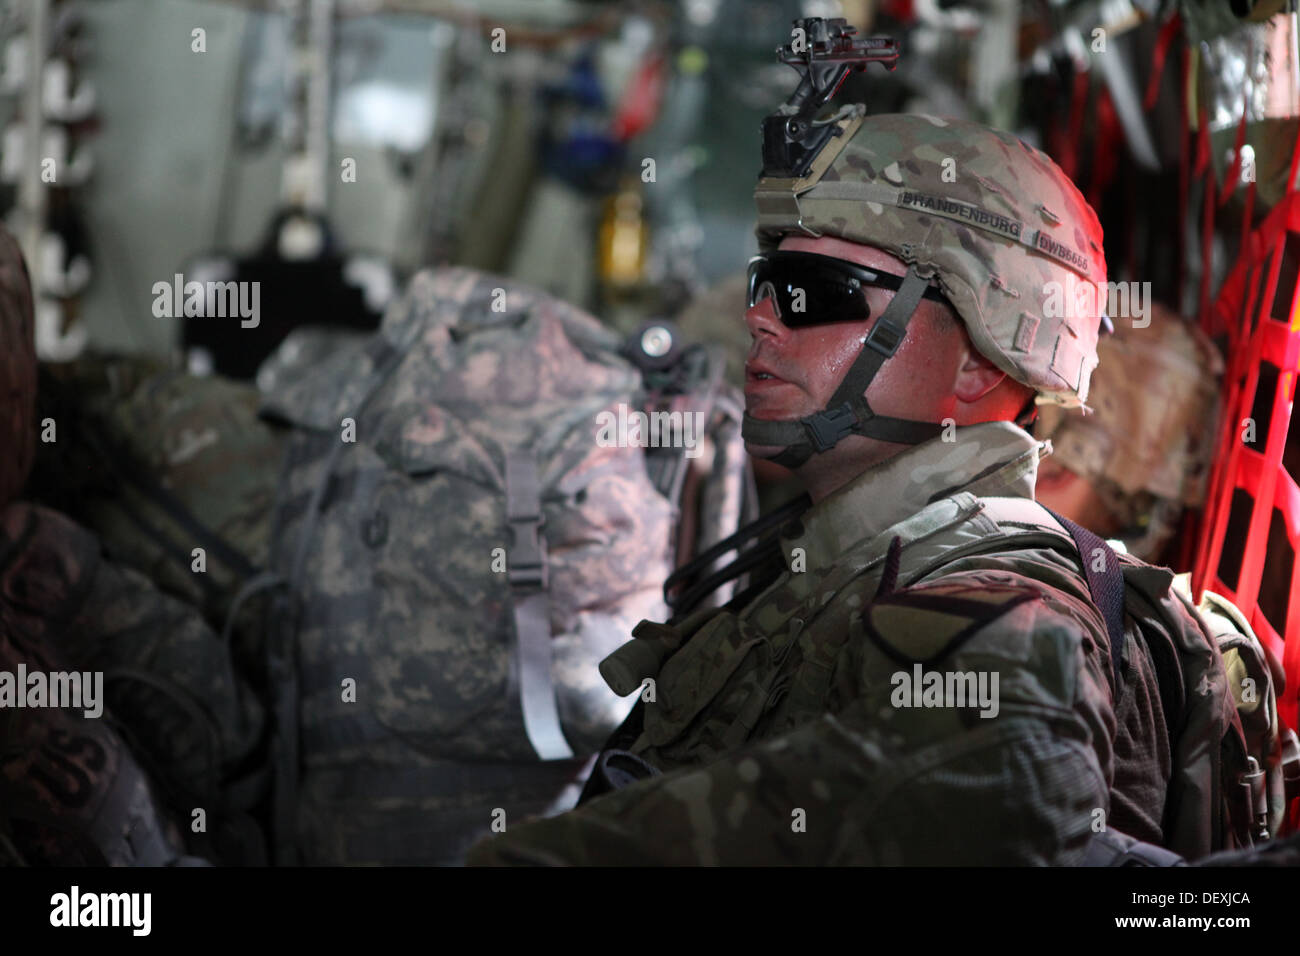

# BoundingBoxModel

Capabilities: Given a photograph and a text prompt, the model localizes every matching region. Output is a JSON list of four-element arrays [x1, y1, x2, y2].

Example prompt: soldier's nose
[[745, 295, 788, 340]]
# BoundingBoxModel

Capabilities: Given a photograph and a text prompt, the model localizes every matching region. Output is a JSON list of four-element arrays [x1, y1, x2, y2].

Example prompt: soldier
[[0, 224, 264, 865], [466, 110, 1245, 865]]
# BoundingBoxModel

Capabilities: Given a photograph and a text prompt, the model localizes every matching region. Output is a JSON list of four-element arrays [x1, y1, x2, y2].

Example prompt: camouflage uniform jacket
[[470, 421, 1182, 865]]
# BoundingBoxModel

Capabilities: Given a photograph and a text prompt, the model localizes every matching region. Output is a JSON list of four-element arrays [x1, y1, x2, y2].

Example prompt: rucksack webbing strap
[[505, 450, 573, 761]]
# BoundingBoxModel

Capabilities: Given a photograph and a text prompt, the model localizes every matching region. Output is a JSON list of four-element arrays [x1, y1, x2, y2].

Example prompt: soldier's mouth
[[744, 359, 792, 386]]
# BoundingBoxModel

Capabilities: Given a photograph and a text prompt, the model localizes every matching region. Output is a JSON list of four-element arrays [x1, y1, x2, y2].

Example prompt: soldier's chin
[[743, 439, 792, 461]]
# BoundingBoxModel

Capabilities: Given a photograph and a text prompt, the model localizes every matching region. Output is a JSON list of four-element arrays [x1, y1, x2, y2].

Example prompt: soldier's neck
[[796, 439, 912, 503]]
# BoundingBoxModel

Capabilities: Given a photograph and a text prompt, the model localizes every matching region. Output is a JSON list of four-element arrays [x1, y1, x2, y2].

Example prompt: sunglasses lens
[[748, 260, 871, 328]]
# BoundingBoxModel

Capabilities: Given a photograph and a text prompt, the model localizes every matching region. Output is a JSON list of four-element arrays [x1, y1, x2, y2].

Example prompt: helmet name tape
[[791, 180, 1097, 283]]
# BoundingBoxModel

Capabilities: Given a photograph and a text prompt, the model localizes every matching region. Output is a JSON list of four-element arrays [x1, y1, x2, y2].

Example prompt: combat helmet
[[1037, 302, 1223, 560], [0, 224, 36, 506], [742, 19, 1107, 467]]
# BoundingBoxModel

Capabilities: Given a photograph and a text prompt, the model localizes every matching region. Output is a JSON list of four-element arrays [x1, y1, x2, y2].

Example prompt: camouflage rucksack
[[1175, 578, 1300, 848], [30, 357, 283, 638], [1041, 511, 1295, 855], [255, 266, 752, 864]]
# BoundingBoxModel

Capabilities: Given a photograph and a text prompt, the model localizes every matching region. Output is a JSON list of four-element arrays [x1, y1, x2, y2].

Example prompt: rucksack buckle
[[507, 517, 548, 590]]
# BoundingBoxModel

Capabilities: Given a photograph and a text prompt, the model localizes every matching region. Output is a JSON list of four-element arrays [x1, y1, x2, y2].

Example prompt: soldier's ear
[[953, 346, 1007, 404]]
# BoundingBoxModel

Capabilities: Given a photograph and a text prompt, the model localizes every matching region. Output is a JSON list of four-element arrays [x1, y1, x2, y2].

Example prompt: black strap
[[741, 267, 943, 466], [664, 494, 809, 599], [1042, 506, 1127, 698], [667, 538, 785, 623]]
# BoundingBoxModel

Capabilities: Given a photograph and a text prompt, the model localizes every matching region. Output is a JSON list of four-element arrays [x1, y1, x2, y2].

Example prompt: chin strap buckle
[[804, 402, 858, 452], [863, 317, 906, 357]]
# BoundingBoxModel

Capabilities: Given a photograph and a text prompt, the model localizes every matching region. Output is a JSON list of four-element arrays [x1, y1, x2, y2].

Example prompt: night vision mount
[[761, 18, 899, 179]]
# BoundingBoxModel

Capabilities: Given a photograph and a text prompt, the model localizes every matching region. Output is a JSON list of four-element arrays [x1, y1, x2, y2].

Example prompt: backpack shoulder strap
[[1039, 506, 1128, 698], [910, 495, 1129, 699]]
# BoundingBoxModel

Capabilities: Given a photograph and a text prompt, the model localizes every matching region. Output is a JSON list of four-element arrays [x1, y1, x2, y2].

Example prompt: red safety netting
[[1194, 190, 1300, 735]]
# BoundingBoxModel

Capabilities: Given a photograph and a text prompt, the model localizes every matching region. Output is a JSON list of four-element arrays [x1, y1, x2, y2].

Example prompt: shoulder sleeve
[[900, 554, 1121, 804]]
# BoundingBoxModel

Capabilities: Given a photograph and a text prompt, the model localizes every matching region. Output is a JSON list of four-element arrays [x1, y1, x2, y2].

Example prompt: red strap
[[611, 54, 666, 143], [1143, 12, 1181, 111], [1217, 93, 1250, 210], [1193, 106, 1210, 178], [1089, 89, 1122, 212], [1057, 69, 1091, 182], [1240, 173, 1257, 260]]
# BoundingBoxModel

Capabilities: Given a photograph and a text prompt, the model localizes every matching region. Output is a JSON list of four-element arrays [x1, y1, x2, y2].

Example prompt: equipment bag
[[256, 266, 751, 864]]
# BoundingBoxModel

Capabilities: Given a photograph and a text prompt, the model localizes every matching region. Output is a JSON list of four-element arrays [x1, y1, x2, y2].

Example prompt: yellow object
[[598, 181, 649, 287]]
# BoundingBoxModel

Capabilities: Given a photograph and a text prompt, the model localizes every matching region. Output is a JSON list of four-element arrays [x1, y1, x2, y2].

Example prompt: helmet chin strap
[[742, 265, 945, 469]]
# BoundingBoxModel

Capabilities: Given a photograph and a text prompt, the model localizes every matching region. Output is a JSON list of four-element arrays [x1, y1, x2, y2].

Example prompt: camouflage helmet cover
[[0, 224, 36, 505], [1037, 302, 1224, 508], [755, 112, 1107, 407]]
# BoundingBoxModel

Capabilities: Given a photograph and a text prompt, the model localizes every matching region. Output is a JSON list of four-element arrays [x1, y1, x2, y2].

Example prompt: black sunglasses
[[746, 251, 952, 328]]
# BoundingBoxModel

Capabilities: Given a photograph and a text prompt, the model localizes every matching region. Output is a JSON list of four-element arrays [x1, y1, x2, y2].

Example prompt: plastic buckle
[[805, 403, 858, 452], [507, 517, 547, 589], [1239, 756, 1270, 841], [864, 317, 905, 357]]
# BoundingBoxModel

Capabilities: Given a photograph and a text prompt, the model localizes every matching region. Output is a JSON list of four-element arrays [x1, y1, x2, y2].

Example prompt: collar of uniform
[[780, 420, 1047, 572]]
